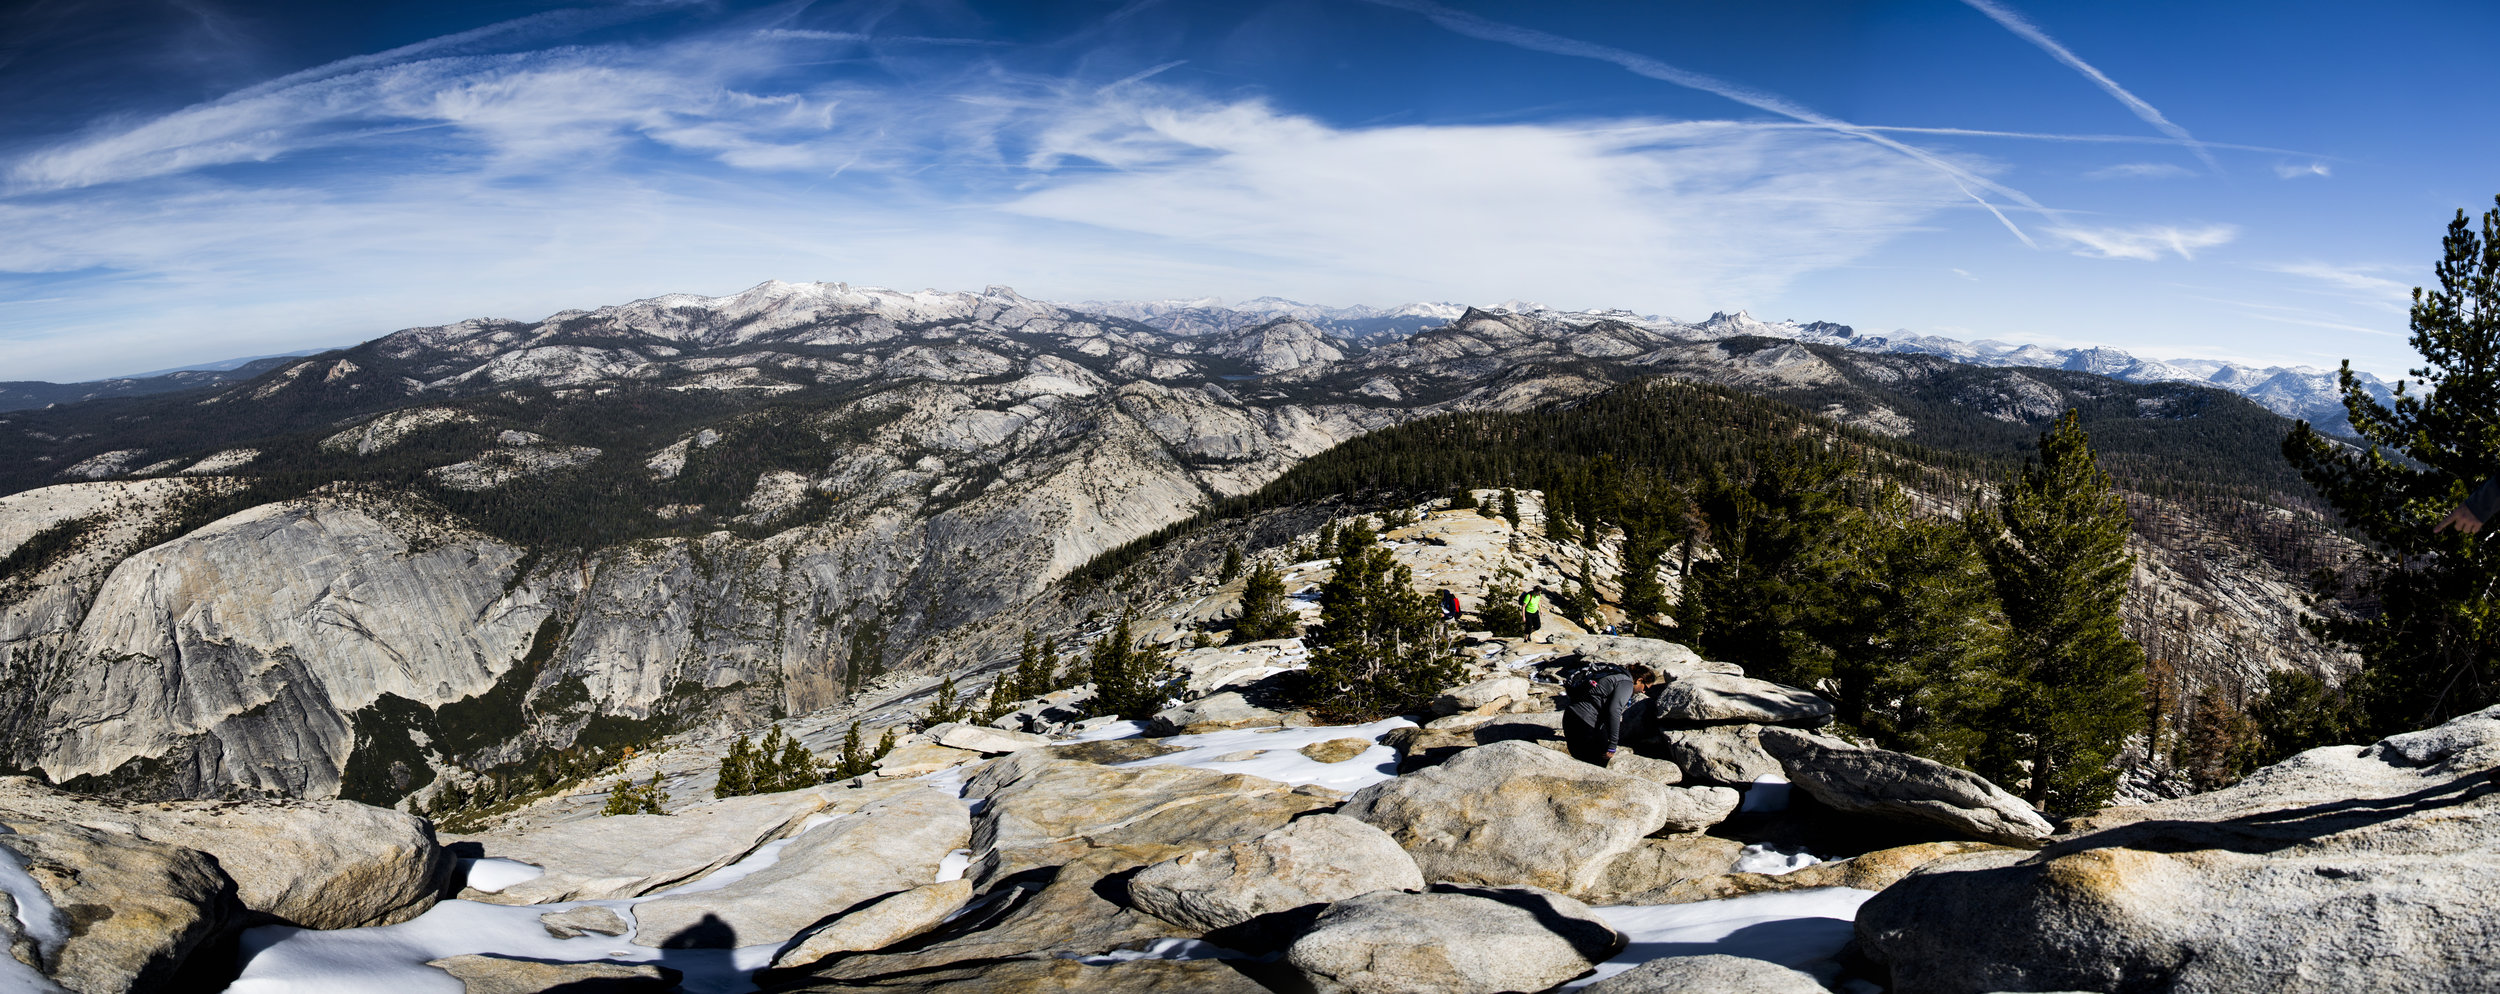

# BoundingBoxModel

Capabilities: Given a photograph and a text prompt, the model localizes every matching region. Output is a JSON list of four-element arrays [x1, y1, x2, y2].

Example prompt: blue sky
[[3, 0, 2494, 382]]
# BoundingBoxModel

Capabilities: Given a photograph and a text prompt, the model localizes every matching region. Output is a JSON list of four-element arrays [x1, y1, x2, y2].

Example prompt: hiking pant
[[1561, 711, 1608, 765]]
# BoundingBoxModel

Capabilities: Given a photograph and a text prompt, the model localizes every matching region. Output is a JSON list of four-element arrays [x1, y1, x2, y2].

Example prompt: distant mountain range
[[1097, 297, 2394, 435]]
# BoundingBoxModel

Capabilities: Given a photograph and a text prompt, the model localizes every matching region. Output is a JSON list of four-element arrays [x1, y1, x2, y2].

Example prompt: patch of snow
[[1737, 775, 1792, 813], [1569, 888, 1879, 989], [1068, 937, 1251, 965], [0, 837, 69, 988], [1116, 718, 1414, 793], [935, 849, 972, 883], [457, 858, 542, 894], [651, 813, 844, 898], [1066, 720, 1153, 742], [1734, 844, 1821, 876]]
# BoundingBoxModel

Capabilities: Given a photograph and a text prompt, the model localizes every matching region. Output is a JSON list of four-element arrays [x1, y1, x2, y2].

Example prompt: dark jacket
[[2468, 477, 2500, 523], [1564, 672, 1641, 751]]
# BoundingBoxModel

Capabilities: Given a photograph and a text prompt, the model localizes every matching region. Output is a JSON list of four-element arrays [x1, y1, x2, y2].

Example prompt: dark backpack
[[1558, 658, 1626, 708]]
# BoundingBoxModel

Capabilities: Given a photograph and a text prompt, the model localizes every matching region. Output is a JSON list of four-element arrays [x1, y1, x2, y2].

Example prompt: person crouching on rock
[[1440, 587, 1463, 625], [1561, 661, 1657, 766]]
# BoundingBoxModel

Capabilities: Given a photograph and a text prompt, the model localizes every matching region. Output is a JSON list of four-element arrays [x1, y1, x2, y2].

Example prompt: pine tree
[[1013, 630, 1050, 699], [832, 722, 870, 780], [1316, 521, 1339, 556], [771, 727, 819, 790], [1449, 488, 1478, 511], [1298, 528, 1466, 721], [924, 676, 966, 727], [1973, 411, 2147, 816], [714, 734, 756, 798], [1823, 498, 2002, 767], [2174, 683, 2255, 792], [2284, 196, 2500, 734], [1617, 530, 1673, 638], [1088, 613, 1178, 720], [1683, 442, 1866, 690], [1218, 545, 1245, 582], [978, 676, 1018, 725], [1232, 560, 1299, 644], [1500, 488, 1521, 527], [1479, 577, 1528, 637], [874, 726, 898, 761]]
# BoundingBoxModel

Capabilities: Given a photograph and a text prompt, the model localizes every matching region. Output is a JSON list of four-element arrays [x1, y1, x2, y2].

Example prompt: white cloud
[[2050, 223, 2237, 261], [2085, 162, 2194, 180], [1959, 0, 2217, 173], [2258, 261, 2414, 310], [2273, 161, 2331, 179]]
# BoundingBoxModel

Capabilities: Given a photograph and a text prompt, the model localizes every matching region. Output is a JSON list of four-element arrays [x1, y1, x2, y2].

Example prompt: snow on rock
[[1569, 888, 1878, 990]]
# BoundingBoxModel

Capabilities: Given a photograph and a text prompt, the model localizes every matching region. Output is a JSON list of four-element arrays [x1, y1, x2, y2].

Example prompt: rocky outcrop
[[1582, 954, 1830, 994], [970, 757, 1339, 854], [925, 722, 1051, 755], [1756, 728, 2051, 846], [631, 791, 969, 948], [1581, 836, 1748, 905], [1857, 705, 2500, 994], [1149, 693, 1305, 735], [0, 821, 241, 994], [537, 905, 630, 938], [1657, 725, 1783, 785], [1285, 884, 1622, 994], [1605, 841, 2011, 906], [0, 778, 452, 929], [454, 785, 847, 904], [1650, 674, 1833, 727], [426, 955, 680, 993], [1125, 814, 1422, 933], [1339, 740, 1679, 898], [771, 879, 973, 969]]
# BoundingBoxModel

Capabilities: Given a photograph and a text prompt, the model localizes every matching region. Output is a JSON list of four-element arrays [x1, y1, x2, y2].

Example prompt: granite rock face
[[971, 758, 1339, 854], [1124, 814, 1423, 933], [1581, 954, 1831, 994], [770, 879, 973, 968], [0, 821, 242, 994], [631, 791, 969, 948], [1857, 705, 2500, 994], [1339, 740, 1674, 899], [0, 778, 452, 929], [1756, 728, 2052, 846], [1285, 884, 1622, 994]]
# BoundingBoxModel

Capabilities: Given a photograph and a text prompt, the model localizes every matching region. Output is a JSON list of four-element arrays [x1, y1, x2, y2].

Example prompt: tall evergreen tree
[[1012, 630, 1050, 699], [714, 734, 756, 798], [832, 722, 869, 780], [1824, 495, 2002, 767], [1298, 528, 1465, 721], [768, 727, 819, 791], [1088, 613, 1179, 720], [1684, 442, 1866, 690], [1218, 545, 1245, 582], [1973, 410, 2146, 815], [1616, 530, 1674, 639], [1232, 560, 1299, 643], [1500, 488, 1522, 527], [923, 676, 967, 727], [2284, 196, 2500, 734]]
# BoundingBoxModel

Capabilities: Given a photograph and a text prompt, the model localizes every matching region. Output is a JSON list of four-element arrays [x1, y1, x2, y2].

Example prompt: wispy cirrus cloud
[[2273, 161, 2331, 179], [2086, 162, 2194, 180], [1958, 0, 2216, 173], [2051, 223, 2237, 261], [1352, 0, 2051, 247]]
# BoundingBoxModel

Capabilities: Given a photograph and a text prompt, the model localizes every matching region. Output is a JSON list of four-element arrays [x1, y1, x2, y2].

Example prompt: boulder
[[1430, 677, 1532, 716], [537, 905, 630, 938], [1385, 713, 1562, 772], [1756, 728, 2052, 847], [1650, 674, 1832, 727], [1297, 738, 1375, 764], [1581, 954, 1830, 994], [771, 878, 973, 968], [1338, 740, 1675, 898], [1657, 725, 1783, 785], [1286, 884, 1622, 994], [972, 759, 1339, 854], [1604, 750, 1684, 787], [0, 777, 452, 929], [426, 955, 679, 993], [925, 723, 1053, 755], [1858, 705, 2500, 994], [0, 821, 242, 994], [1126, 814, 1423, 933], [1540, 635, 1738, 678], [1652, 785, 1741, 833], [769, 955, 1271, 993], [1581, 835, 1747, 905], [1601, 840, 2012, 906], [1148, 692, 1306, 735], [1036, 739, 1187, 765], [451, 784, 846, 904], [789, 845, 1202, 986], [632, 792, 969, 948], [873, 742, 985, 778]]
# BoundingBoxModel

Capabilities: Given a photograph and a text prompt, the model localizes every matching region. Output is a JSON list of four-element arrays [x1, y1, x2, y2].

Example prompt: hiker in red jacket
[[2437, 476, 2497, 535]]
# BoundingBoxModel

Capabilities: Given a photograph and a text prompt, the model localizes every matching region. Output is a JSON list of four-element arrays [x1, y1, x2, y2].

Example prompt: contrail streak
[[1353, 0, 2050, 245], [1958, 0, 2219, 174]]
